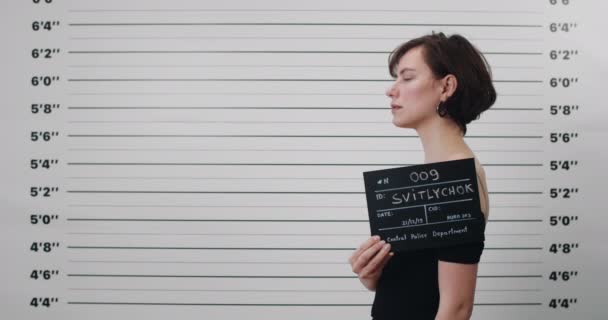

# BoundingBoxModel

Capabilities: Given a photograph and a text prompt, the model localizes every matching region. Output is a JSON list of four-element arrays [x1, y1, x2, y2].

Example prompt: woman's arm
[[434, 260, 479, 320]]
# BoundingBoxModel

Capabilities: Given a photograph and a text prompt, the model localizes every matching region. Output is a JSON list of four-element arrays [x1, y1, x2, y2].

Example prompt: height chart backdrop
[[1, 0, 607, 319]]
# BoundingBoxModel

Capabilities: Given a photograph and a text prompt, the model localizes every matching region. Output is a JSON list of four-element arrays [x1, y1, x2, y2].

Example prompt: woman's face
[[385, 46, 443, 129]]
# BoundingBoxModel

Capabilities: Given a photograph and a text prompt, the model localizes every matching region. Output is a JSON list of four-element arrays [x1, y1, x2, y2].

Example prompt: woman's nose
[[385, 84, 396, 98]]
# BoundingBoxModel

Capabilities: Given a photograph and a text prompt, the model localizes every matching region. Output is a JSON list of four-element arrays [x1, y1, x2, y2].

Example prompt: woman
[[348, 32, 496, 319]]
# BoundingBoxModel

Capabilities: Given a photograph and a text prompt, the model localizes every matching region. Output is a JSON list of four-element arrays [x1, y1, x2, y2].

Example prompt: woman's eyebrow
[[399, 67, 416, 76]]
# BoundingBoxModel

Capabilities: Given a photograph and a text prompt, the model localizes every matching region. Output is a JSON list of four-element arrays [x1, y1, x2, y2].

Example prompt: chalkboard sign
[[363, 158, 485, 252]]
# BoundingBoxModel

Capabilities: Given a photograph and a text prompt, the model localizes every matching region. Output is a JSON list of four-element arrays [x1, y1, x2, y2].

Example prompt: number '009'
[[410, 169, 439, 183]]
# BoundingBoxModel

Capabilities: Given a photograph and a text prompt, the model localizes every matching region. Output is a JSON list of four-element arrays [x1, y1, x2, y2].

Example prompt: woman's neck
[[415, 117, 472, 164]]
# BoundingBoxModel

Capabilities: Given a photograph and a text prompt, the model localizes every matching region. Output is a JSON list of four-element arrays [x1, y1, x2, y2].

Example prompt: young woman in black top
[[348, 32, 496, 320]]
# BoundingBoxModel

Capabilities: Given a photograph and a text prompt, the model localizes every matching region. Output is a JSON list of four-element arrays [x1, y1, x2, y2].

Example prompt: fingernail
[[373, 235, 380, 241]]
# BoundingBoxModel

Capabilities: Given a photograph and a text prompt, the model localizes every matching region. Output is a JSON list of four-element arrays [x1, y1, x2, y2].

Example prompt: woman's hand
[[348, 235, 394, 291]]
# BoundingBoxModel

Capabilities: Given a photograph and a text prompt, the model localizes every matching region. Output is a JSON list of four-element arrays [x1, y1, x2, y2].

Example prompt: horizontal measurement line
[[67, 78, 541, 83], [68, 92, 543, 97], [66, 274, 540, 278], [476, 303, 543, 306], [66, 232, 366, 236], [61, 176, 405, 180], [67, 9, 543, 14], [66, 106, 544, 110], [66, 190, 363, 194], [65, 106, 387, 109], [66, 63, 537, 67], [66, 219, 368, 222], [67, 288, 541, 293], [66, 162, 543, 166], [63, 148, 543, 152], [68, 120, 399, 124], [68, 22, 542, 27], [66, 121, 544, 126], [65, 92, 386, 96], [67, 260, 348, 265], [66, 148, 543, 154], [60, 63, 442, 69], [66, 232, 542, 237], [68, 288, 369, 293], [490, 219, 544, 222], [65, 301, 542, 306], [488, 247, 543, 250], [64, 177, 543, 181], [66, 246, 354, 250], [66, 301, 369, 306], [67, 37, 544, 43], [72, 78, 381, 82], [66, 246, 542, 250], [67, 274, 355, 278], [478, 275, 542, 278], [66, 260, 542, 265], [489, 233, 543, 236], [481, 261, 543, 264], [66, 134, 543, 139], [66, 218, 543, 222], [66, 205, 540, 208], [64, 205, 369, 208], [65, 190, 541, 194], [68, 50, 542, 55], [66, 120, 544, 125]]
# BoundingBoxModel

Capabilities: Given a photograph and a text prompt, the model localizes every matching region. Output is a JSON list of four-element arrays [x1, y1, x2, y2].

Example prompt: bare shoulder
[[473, 157, 490, 221], [445, 153, 490, 221]]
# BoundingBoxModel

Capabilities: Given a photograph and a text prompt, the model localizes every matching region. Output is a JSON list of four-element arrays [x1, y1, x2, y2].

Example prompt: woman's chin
[[392, 118, 412, 129]]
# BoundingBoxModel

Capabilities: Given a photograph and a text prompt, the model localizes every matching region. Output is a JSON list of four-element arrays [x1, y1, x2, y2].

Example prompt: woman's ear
[[440, 74, 458, 100]]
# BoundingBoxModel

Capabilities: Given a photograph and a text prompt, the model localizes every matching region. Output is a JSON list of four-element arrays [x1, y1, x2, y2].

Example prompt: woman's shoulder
[[471, 157, 489, 221], [444, 153, 489, 221]]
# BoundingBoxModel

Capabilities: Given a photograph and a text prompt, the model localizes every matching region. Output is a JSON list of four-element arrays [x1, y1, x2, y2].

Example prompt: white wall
[[1, 0, 606, 319]]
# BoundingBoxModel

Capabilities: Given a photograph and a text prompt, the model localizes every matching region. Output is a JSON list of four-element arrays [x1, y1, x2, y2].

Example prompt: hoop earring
[[436, 101, 448, 117]]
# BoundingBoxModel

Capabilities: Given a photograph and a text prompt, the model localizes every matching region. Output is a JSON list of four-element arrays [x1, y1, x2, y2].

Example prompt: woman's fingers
[[349, 236, 394, 278], [352, 239, 387, 274], [376, 245, 394, 269], [349, 236, 380, 267], [359, 242, 392, 277]]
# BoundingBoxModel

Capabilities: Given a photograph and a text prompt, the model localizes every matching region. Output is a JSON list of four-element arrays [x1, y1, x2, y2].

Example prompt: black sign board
[[363, 158, 485, 252]]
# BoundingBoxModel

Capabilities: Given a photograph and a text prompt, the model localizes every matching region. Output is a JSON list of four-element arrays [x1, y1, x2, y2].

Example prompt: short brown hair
[[388, 32, 496, 135]]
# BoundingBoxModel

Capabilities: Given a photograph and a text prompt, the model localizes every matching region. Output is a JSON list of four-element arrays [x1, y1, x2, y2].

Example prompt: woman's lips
[[391, 104, 402, 111]]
